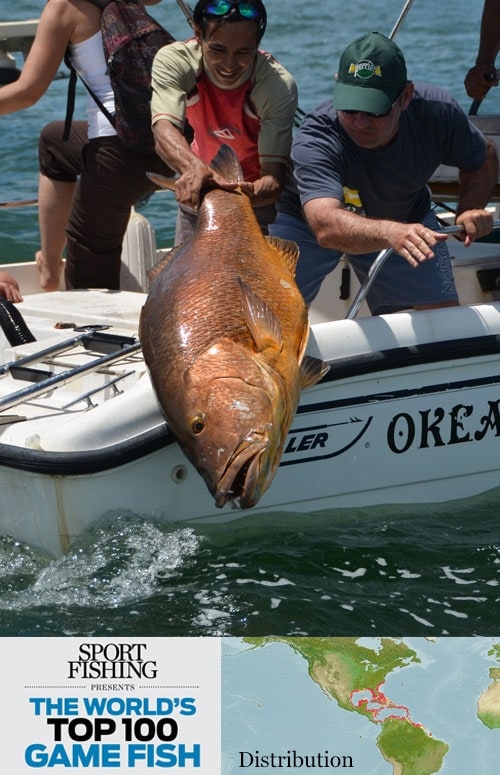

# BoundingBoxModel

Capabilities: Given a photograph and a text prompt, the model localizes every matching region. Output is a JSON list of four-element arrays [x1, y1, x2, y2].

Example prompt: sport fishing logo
[[348, 60, 382, 80]]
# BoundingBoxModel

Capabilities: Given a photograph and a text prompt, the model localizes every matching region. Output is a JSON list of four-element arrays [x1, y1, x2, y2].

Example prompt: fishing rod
[[389, 0, 416, 40], [0, 198, 38, 209], [175, 0, 194, 29]]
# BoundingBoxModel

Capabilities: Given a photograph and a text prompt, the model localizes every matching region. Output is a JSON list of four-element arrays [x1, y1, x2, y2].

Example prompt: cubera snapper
[[139, 144, 328, 509]]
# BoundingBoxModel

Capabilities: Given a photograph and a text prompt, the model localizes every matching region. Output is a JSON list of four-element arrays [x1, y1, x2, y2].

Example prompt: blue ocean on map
[[0, 0, 499, 638]]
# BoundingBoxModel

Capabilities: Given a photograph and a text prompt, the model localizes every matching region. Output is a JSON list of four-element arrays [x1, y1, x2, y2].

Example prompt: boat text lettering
[[387, 400, 500, 452], [285, 432, 329, 453]]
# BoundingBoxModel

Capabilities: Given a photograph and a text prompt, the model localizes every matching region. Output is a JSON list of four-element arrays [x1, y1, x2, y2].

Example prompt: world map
[[222, 637, 500, 774]]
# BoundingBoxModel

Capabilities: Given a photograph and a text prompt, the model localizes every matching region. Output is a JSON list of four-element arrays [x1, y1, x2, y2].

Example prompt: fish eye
[[191, 415, 205, 434]]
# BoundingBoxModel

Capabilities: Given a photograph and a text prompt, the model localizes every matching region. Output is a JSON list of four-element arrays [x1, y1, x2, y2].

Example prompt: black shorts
[[38, 120, 88, 182]]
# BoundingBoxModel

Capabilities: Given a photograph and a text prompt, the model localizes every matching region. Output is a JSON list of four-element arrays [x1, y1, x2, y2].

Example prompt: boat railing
[[346, 220, 500, 320]]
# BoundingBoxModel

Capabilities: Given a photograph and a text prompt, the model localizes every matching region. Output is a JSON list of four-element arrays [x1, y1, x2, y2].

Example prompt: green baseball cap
[[333, 31, 407, 114]]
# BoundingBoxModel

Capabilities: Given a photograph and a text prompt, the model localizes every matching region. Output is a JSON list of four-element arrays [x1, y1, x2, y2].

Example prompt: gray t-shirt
[[279, 82, 487, 222]]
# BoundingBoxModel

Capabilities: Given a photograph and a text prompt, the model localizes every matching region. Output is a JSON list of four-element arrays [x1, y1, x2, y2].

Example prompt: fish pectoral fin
[[238, 278, 283, 352], [300, 355, 330, 388], [146, 171, 177, 192], [146, 245, 183, 284], [266, 236, 300, 276]]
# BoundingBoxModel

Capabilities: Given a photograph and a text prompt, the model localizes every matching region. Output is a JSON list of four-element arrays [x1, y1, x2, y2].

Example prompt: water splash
[[0, 512, 200, 611]]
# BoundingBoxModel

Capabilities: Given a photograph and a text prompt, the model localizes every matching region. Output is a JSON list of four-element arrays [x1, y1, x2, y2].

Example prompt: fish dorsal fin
[[209, 144, 244, 184], [146, 245, 182, 284], [238, 278, 282, 352], [300, 355, 330, 388], [266, 236, 301, 276]]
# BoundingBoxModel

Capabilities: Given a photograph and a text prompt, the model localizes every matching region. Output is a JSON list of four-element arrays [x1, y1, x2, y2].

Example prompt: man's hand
[[0, 279, 23, 303], [464, 65, 499, 100], [174, 161, 239, 211], [455, 209, 494, 246], [385, 222, 448, 268], [238, 174, 282, 207]]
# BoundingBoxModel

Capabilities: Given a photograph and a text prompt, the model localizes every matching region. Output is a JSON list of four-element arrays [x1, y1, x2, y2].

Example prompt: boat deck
[[0, 290, 165, 452]]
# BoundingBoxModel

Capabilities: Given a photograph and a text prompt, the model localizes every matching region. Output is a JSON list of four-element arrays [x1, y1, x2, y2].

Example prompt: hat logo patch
[[348, 60, 382, 80]]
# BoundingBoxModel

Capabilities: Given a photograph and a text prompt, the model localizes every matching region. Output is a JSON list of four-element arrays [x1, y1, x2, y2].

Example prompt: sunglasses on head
[[203, 0, 262, 21], [340, 107, 393, 119]]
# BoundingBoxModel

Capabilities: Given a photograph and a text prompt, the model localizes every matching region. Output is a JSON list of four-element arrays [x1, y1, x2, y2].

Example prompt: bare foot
[[36, 250, 63, 292]]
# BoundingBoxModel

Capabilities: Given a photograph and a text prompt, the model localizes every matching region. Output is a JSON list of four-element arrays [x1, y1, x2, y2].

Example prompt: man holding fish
[[150, 0, 298, 241], [270, 31, 499, 314]]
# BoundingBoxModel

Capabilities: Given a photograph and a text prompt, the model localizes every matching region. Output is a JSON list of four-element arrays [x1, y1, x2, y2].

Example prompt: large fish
[[140, 144, 328, 509]]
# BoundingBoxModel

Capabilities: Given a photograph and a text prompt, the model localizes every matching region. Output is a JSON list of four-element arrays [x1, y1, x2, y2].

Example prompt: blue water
[[0, 0, 499, 637]]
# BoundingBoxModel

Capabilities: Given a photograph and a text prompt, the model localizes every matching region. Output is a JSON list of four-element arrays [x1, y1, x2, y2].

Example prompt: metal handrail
[[346, 220, 500, 320]]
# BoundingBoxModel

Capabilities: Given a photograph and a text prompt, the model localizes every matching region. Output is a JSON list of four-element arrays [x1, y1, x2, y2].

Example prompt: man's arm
[[455, 137, 499, 245], [153, 119, 238, 211], [303, 198, 448, 269], [154, 116, 286, 209], [246, 54, 298, 206], [238, 162, 287, 206], [464, 0, 500, 99]]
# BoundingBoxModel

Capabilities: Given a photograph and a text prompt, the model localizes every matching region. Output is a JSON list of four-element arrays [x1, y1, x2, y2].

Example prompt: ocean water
[[0, 0, 499, 638]]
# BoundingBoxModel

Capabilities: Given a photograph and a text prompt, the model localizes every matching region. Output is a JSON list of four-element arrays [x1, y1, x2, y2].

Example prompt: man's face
[[337, 84, 412, 150], [196, 20, 258, 88]]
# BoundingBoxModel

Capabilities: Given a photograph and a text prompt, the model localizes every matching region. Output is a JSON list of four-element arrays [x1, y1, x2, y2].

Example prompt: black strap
[[63, 53, 116, 141], [63, 55, 78, 141]]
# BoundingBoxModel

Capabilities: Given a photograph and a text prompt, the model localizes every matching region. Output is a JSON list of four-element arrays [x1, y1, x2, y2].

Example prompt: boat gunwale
[[0, 422, 174, 475], [1, 330, 500, 474], [318, 331, 500, 383]]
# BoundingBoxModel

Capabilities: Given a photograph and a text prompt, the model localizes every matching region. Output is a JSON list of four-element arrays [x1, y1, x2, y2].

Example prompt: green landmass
[[477, 643, 500, 729], [244, 637, 448, 775], [244, 637, 420, 713], [377, 718, 449, 775]]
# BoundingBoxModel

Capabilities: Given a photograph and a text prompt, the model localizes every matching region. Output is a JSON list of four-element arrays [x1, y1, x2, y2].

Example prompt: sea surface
[[0, 0, 499, 638]]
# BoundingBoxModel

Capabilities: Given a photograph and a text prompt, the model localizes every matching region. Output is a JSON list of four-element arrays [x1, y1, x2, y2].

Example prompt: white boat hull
[[1, 272, 500, 555]]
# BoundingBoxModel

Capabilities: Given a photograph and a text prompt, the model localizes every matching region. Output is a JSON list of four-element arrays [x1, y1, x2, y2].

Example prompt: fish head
[[164, 339, 296, 509]]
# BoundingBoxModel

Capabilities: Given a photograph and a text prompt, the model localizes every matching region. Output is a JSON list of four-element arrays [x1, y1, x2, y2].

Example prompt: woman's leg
[[65, 138, 174, 290], [36, 175, 76, 290], [37, 121, 88, 290]]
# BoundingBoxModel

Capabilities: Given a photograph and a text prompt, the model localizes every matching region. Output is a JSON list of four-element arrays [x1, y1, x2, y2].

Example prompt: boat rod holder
[[0, 335, 141, 414]]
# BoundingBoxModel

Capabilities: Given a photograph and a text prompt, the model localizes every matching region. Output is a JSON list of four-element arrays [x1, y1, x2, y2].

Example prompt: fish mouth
[[213, 438, 268, 509]]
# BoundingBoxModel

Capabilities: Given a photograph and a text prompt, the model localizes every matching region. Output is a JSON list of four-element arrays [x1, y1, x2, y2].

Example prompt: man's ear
[[400, 81, 415, 110], [194, 24, 203, 45]]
